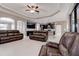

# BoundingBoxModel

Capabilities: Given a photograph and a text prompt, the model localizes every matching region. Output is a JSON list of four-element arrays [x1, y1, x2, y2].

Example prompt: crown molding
[[0, 4, 30, 19]]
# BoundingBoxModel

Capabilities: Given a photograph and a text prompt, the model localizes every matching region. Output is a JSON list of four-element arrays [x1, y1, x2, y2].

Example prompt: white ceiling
[[0, 3, 74, 23]]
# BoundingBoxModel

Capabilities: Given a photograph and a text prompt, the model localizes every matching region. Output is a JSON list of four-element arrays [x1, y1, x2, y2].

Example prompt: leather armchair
[[39, 32, 79, 56], [39, 42, 61, 56]]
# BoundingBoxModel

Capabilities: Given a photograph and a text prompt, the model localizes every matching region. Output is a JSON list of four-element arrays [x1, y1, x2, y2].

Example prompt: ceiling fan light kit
[[30, 10, 35, 13], [25, 4, 39, 13]]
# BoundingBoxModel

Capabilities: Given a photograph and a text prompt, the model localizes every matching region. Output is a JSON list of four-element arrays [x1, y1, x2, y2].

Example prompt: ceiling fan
[[25, 4, 39, 13]]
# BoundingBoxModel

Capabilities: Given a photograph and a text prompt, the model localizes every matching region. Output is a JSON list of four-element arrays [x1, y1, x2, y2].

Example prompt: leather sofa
[[0, 30, 23, 44], [39, 32, 79, 56], [29, 31, 48, 42]]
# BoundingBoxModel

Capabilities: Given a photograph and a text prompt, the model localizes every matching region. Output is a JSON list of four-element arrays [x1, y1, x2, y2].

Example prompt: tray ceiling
[[0, 3, 74, 23]]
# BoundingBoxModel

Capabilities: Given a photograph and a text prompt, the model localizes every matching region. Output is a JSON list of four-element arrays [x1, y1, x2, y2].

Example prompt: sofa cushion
[[14, 33, 19, 35], [46, 42, 59, 49], [0, 30, 7, 34], [47, 46, 61, 56], [0, 33, 7, 37], [39, 45, 47, 56], [8, 33, 20, 36], [8, 33, 15, 36], [33, 33, 46, 36], [33, 33, 41, 35], [69, 33, 79, 56], [59, 44, 68, 56], [0, 36, 10, 40], [30, 35, 45, 38], [7, 30, 19, 33]]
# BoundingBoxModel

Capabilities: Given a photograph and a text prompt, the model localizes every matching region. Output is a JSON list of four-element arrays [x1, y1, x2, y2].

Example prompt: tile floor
[[0, 34, 61, 56]]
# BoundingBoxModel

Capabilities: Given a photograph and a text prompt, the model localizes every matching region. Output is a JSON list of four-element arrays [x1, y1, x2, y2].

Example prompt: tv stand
[[27, 31, 33, 36], [26, 29, 36, 36]]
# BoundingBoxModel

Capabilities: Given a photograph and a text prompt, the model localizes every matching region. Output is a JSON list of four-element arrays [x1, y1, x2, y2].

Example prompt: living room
[[0, 2, 79, 56]]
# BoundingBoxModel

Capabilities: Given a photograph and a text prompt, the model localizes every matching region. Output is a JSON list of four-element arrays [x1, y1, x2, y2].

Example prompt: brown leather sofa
[[39, 32, 79, 56], [29, 31, 48, 42], [0, 30, 23, 44]]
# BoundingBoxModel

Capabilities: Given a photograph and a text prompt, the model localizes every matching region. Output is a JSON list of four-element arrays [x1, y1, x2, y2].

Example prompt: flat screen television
[[27, 22, 35, 29]]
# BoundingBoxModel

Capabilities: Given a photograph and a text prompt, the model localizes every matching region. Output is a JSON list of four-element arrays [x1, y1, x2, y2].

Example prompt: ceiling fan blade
[[35, 6, 38, 9], [35, 10, 39, 13], [27, 5, 31, 8]]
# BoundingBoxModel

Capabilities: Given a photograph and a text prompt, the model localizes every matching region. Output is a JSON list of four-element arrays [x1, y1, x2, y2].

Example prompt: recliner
[[29, 31, 48, 42], [39, 32, 79, 56], [0, 30, 23, 44]]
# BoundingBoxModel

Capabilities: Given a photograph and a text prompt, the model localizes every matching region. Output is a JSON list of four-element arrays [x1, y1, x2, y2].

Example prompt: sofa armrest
[[39, 45, 47, 56], [46, 42, 59, 48]]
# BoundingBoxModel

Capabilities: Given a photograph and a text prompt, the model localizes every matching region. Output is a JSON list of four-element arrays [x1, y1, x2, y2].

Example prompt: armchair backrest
[[59, 32, 76, 55], [69, 33, 79, 56]]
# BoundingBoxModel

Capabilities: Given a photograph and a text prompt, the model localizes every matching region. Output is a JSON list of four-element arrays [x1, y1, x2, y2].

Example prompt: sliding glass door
[[70, 4, 78, 32], [70, 11, 76, 32], [77, 4, 79, 32]]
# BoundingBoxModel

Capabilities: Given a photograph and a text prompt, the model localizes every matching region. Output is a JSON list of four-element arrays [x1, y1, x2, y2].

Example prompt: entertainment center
[[26, 21, 55, 36]]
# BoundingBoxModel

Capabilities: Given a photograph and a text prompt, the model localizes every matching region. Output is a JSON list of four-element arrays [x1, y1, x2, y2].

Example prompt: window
[[17, 21, 26, 35], [0, 24, 8, 30], [0, 17, 15, 30], [70, 11, 75, 32]]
